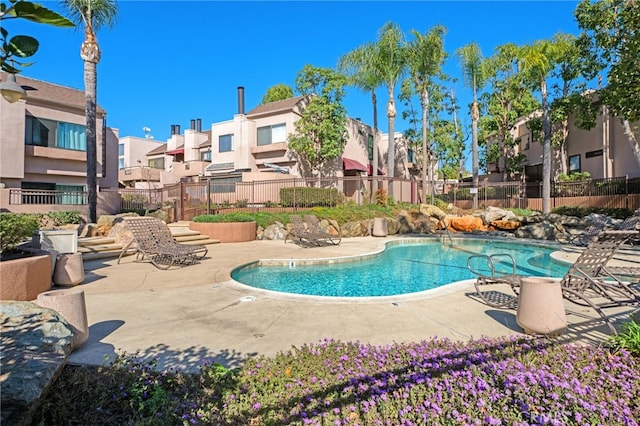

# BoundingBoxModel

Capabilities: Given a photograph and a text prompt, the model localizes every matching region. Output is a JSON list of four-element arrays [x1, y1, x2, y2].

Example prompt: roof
[[147, 144, 167, 155], [246, 95, 306, 117], [2, 73, 106, 114]]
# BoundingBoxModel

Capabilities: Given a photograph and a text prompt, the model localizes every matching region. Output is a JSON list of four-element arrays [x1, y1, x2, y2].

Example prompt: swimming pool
[[231, 238, 569, 298]]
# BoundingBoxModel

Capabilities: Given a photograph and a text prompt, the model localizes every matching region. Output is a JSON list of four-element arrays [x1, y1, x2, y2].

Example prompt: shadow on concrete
[[67, 319, 124, 367]]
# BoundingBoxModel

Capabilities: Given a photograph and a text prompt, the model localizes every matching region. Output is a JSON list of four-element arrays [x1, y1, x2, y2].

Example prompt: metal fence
[[8, 175, 640, 221]]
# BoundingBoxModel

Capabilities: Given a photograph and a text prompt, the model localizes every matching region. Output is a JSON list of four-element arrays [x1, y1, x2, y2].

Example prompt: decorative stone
[[419, 204, 446, 221], [490, 220, 522, 231], [448, 216, 486, 232], [261, 222, 287, 240], [514, 222, 558, 240]]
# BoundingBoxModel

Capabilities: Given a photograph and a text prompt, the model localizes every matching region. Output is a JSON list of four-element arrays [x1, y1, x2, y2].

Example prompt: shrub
[[46, 210, 82, 226], [609, 317, 640, 356], [193, 213, 255, 223], [374, 188, 388, 205], [552, 206, 633, 219], [0, 212, 41, 252], [280, 187, 342, 207]]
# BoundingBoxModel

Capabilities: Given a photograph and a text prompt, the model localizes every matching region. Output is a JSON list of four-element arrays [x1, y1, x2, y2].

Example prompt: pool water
[[231, 239, 569, 298]]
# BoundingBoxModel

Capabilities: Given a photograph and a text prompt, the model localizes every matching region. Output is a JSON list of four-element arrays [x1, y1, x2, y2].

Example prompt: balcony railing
[[9, 189, 87, 205]]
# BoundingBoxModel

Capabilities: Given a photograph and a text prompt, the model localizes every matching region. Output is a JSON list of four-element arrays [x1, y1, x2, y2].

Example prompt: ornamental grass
[[34, 336, 639, 425]]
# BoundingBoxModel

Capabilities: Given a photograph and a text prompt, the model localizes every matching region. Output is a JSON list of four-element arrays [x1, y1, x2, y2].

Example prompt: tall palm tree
[[338, 42, 383, 196], [456, 42, 487, 209], [517, 39, 562, 214], [405, 25, 446, 203], [61, 0, 117, 223], [371, 22, 406, 198]]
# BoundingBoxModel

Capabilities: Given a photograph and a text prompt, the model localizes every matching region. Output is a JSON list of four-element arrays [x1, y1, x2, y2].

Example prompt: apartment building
[[0, 74, 119, 215], [487, 106, 640, 182], [143, 88, 409, 184]]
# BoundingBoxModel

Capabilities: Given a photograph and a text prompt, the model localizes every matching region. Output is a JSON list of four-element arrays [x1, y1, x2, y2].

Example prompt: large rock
[[419, 204, 446, 221], [1, 302, 74, 426], [514, 222, 558, 240], [448, 216, 487, 232], [490, 220, 522, 231], [260, 222, 287, 241], [341, 221, 369, 237], [107, 221, 134, 245]]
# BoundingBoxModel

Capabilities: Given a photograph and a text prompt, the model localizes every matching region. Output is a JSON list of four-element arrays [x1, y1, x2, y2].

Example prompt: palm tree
[[61, 0, 117, 223], [405, 26, 446, 203], [338, 42, 383, 196], [456, 42, 487, 209], [371, 22, 406, 198], [517, 39, 562, 214]]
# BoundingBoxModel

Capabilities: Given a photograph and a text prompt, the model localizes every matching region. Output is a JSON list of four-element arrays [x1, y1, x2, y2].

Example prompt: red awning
[[166, 148, 184, 155], [368, 164, 385, 176], [342, 158, 368, 172]]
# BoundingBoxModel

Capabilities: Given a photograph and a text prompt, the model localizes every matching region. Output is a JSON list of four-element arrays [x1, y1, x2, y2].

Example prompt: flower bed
[[34, 336, 640, 425]]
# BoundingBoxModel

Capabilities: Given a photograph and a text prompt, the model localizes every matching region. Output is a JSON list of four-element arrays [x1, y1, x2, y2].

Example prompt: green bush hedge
[[0, 212, 42, 252], [552, 206, 633, 219], [280, 187, 342, 207], [193, 213, 255, 223]]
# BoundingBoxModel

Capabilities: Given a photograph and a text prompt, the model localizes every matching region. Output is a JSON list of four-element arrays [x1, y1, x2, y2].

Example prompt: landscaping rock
[[490, 220, 522, 231], [418, 204, 446, 221], [341, 221, 369, 237], [448, 216, 487, 232], [386, 217, 401, 235], [108, 221, 134, 245], [514, 221, 558, 240], [1, 301, 74, 426], [261, 222, 287, 241]]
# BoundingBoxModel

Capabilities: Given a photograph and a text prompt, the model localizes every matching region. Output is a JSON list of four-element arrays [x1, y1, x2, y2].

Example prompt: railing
[[8, 189, 87, 205]]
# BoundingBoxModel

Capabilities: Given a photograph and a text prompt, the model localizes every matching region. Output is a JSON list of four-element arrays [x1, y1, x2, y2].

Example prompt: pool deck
[[67, 236, 640, 372]]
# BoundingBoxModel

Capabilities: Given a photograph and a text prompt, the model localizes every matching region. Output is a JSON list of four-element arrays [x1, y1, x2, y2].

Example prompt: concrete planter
[[53, 252, 85, 286], [0, 249, 52, 301], [189, 221, 257, 243], [516, 277, 567, 335], [36, 288, 89, 349]]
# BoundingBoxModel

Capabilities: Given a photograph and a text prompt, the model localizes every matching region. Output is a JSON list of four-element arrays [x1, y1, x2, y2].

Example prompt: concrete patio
[[62, 236, 640, 373]]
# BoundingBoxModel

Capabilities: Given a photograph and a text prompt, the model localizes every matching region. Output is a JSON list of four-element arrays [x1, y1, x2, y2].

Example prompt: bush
[[280, 187, 342, 207], [609, 317, 640, 356], [46, 210, 82, 226], [193, 213, 255, 223], [552, 206, 633, 219], [0, 212, 41, 252]]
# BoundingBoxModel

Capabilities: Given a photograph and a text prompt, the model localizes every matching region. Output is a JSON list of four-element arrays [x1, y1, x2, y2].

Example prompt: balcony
[[250, 141, 288, 155]]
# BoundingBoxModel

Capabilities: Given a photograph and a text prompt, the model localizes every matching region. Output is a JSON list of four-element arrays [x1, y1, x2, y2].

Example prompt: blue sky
[[10, 1, 581, 150]]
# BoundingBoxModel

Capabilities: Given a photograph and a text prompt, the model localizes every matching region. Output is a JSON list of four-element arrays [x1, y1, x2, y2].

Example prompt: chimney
[[237, 86, 245, 115], [196, 118, 202, 132], [170, 124, 175, 135], [175, 124, 181, 135], [190, 119, 195, 130]]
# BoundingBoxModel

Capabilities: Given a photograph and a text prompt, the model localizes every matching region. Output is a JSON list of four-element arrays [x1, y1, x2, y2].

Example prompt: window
[[367, 134, 374, 161], [201, 150, 212, 161], [210, 176, 241, 193], [25, 116, 86, 151], [118, 143, 124, 156], [148, 158, 165, 169], [586, 149, 603, 158], [569, 155, 581, 173], [407, 148, 416, 164], [219, 134, 233, 152], [257, 123, 286, 146], [521, 133, 530, 151], [118, 158, 124, 169]]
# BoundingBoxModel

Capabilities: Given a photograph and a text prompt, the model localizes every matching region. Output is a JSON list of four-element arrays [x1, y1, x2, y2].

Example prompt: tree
[[1, 0, 73, 74], [405, 25, 446, 203], [575, 0, 640, 167], [338, 41, 383, 196], [60, 0, 117, 223], [260, 83, 293, 104], [517, 38, 567, 214], [456, 42, 488, 209], [287, 65, 348, 178], [371, 22, 406, 198], [480, 43, 539, 181]]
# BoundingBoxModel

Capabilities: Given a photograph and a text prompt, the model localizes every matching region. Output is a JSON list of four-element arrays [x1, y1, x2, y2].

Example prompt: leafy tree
[[405, 25, 446, 202], [456, 42, 488, 209], [371, 22, 406, 193], [517, 37, 571, 214], [480, 43, 539, 181], [338, 41, 383, 195], [288, 65, 348, 178], [575, 0, 640, 167], [60, 0, 118, 223], [1, 0, 73, 73], [260, 83, 293, 104]]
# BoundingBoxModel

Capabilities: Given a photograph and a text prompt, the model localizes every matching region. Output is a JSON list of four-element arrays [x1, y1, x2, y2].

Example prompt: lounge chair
[[118, 217, 208, 269], [557, 215, 609, 246], [304, 214, 341, 246], [616, 212, 640, 245], [468, 230, 640, 332]]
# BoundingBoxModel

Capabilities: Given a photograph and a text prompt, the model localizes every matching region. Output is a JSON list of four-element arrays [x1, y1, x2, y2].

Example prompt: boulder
[[260, 222, 287, 241], [490, 220, 522, 231], [341, 221, 369, 237], [482, 206, 510, 225], [107, 221, 134, 245], [514, 222, 558, 240], [419, 204, 446, 221], [386, 217, 401, 235], [448, 216, 487, 232]]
